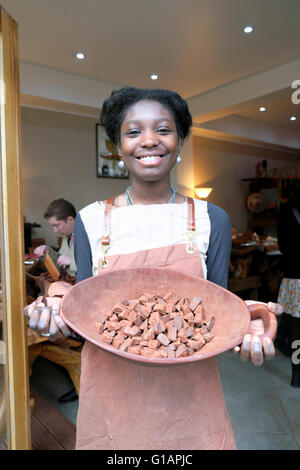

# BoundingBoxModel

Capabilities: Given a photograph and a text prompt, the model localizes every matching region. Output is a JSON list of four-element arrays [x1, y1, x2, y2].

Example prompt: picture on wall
[[96, 123, 129, 179]]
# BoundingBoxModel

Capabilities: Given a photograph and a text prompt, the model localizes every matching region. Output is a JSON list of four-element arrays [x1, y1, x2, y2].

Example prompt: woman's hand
[[232, 301, 283, 366], [24, 296, 71, 341]]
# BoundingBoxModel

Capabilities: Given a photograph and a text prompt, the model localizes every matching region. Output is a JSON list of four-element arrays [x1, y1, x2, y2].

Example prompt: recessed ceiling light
[[150, 74, 158, 80], [290, 116, 297, 121], [75, 51, 86, 60], [260, 106, 266, 112], [243, 25, 254, 34]]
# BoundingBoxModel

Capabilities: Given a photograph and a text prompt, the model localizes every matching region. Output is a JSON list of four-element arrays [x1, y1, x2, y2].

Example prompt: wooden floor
[[30, 388, 76, 450]]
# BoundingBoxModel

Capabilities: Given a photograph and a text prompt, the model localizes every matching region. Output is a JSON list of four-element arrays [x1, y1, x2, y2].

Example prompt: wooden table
[[27, 328, 49, 347], [228, 276, 262, 300]]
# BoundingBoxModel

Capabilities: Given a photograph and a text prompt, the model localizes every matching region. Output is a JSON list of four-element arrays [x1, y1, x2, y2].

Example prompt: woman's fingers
[[251, 335, 263, 366], [24, 296, 69, 341], [245, 299, 283, 316], [240, 334, 252, 362], [49, 304, 58, 335], [38, 306, 52, 334], [240, 334, 264, 365], [239, 330, 275, 365], [28, 302, 44, 330], [267, 302, 283, 316], [54, 315, 71, 338], [49, 304, 65, 340], [263, 337, 275, 360], [24, 296, 44, 318]]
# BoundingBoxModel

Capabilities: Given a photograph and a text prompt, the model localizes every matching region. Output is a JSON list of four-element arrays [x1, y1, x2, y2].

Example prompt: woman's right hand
[[24, 296, 72, 341], [34, 245, 49, 257]]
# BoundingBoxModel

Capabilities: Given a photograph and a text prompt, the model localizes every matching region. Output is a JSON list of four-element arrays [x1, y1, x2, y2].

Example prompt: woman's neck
[[112, 180, 186, 207], [129, 180, 174, 205]]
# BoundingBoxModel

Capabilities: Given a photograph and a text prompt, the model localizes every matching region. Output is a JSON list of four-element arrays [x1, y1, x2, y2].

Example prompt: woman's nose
[[140, 130, 159, 147]]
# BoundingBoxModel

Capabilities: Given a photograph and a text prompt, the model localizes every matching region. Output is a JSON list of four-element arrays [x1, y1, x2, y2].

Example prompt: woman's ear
[[117, 144, 121, 156]]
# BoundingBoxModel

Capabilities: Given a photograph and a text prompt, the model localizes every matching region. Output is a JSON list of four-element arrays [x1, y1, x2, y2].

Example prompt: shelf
[[241, 177, 279, 189], [241, 177, 300, 191], [249, 219, 277, 228]]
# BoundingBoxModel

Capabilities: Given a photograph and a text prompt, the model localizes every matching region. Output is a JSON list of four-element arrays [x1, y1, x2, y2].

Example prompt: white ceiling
[[237, 89, 300, 131], [2, 0, 300, 146]]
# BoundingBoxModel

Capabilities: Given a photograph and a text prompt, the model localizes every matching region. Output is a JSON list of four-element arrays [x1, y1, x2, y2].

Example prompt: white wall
[[176, 135, 195, 197], [193, 136, 294, 232]]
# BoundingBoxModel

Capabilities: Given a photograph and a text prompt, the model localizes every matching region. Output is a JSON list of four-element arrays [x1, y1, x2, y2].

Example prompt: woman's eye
[[126, 129, 140, 136], [157, 128, 171, 134]]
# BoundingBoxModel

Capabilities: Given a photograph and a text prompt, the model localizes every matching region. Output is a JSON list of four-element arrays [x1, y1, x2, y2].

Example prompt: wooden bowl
[[61, 267, 251, 366]]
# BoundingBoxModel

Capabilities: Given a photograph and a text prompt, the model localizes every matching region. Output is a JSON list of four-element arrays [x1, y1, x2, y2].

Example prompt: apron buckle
[[101, 243, 110, 269], [186, 230, 196, 255], [186, 245, 196, 255]]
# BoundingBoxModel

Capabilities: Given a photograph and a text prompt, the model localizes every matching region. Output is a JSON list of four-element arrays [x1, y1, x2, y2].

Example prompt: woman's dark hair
[[44, 198, 76, 221], [100, 87, 192, 145]]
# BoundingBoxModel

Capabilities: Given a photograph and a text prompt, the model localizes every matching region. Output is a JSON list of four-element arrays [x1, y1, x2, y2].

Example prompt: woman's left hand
[[232, 300, 283, 366]]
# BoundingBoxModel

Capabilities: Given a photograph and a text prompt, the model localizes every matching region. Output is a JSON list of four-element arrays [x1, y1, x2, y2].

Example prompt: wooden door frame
[[0, 7, 31, 449]]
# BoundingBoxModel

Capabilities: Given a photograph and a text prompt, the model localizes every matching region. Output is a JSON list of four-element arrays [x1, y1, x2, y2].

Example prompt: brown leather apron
[[75, 197, 236, 450]]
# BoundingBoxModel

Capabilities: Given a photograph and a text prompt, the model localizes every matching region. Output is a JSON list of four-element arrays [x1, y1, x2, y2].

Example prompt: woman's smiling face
[[119, 100, 181, 182]]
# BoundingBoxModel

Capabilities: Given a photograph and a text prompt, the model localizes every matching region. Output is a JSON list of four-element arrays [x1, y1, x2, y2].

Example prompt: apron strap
[[101, 197, 114, 246], [186, 196, 196, 232], [186, 196, 196, 254], [100, 197, 114, 269]]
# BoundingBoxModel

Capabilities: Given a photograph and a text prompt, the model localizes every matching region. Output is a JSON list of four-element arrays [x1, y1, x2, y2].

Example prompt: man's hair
[[44, 199, 76, 221], [100, 86, 192, 145]]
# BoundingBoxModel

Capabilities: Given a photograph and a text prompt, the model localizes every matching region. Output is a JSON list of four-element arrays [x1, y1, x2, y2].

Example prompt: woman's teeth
[[139, 156, 161, 161]]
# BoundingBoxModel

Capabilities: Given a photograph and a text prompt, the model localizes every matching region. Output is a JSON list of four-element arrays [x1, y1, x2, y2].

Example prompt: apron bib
[[75, 197, 236, 450]]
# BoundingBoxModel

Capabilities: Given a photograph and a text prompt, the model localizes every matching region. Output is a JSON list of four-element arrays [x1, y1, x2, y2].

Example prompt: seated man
[[32, 198, 79, 403], [34, 198, 77, 277]]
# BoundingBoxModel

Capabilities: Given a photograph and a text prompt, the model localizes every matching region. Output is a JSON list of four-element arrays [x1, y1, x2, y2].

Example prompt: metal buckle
[[101, 243, 109, 268], [186, 231, 196, 255]]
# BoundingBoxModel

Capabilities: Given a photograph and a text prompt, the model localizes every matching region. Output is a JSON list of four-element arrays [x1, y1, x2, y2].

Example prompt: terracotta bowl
[[60, 267, 254, 366]]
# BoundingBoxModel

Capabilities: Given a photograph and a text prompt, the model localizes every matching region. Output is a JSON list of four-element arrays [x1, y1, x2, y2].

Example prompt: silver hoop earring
[[176, 154, 182, 164], [118, 159, 125, 169]]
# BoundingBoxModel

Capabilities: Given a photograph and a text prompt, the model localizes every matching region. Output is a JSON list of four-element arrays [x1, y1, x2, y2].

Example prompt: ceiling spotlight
[[150, 74, 158, 80], [243, 26, 253, 34], [290, 116, 297, 121], [260, 106, 266, 112], [75, 51, 86, 60]]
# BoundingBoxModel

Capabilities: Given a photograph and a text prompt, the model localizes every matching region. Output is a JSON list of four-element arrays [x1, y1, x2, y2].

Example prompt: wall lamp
[[194, 187, 213, 199]]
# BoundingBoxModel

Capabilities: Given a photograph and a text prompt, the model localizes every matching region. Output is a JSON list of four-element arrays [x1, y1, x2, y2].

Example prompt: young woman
[[25, 87, 282, 450]]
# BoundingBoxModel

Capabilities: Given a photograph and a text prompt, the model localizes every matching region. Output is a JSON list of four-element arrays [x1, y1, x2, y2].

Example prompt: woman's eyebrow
[[125, 118, 174, 125]]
